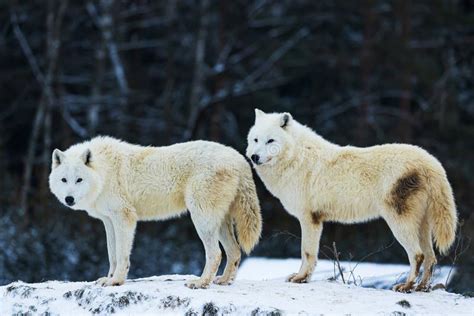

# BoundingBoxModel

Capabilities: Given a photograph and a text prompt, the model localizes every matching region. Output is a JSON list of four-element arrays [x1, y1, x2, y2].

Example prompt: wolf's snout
[[251, 154, 260, 164], [65, 196, 75, 206]]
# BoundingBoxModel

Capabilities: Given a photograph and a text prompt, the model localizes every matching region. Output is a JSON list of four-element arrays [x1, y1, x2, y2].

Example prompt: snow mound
[[1, 258, 472, 315]]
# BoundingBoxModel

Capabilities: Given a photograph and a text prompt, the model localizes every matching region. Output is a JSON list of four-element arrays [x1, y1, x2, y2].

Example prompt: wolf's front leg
[[96, 217, 117, 286], [103, 208, 137, 286], [287, 213, 323, 283]]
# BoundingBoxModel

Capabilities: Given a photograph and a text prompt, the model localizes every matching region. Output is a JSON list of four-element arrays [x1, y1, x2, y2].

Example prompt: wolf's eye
[[61, 178, 67, 183], [254, 138, 258, 143], [267, 139, 275, 144], [76, 178, 83, 183]]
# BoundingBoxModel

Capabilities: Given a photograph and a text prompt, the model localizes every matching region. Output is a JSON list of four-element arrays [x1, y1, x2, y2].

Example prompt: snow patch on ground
[[237, 258, 453, 289], [1, 258, 472, 315]]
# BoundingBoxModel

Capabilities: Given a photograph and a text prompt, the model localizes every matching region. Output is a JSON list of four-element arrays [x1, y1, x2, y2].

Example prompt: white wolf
[[49, 136, 261, 289], [246, 109, 457, 292]]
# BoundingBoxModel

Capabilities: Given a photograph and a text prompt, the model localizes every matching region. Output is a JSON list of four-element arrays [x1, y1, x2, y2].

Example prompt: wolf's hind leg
[[416, 216, 437, 292], [214, 216, 241, 285], [287, 212, 323, 283], [385, 216, 424, 293], [186, 211, 222, 289], [96, 217, 117, 286]]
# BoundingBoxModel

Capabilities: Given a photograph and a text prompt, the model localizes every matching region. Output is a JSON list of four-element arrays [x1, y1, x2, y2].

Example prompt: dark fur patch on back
[[311, 212, 324, 225], [390, 170, 422, 214]]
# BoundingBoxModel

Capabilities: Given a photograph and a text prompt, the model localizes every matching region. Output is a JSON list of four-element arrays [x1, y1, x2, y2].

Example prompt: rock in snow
[[1, 258, 472, 315]]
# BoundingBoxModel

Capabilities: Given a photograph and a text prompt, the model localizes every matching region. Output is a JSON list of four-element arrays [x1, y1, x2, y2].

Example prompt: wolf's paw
[[102, 277, 125, 287], [185, 279, 210, 289], [393, 282, 414, 293], [95, 276, 110, 286], [213, 275, 234, 286], [415, 283, 431, 292], [286, 272, 310, 283]]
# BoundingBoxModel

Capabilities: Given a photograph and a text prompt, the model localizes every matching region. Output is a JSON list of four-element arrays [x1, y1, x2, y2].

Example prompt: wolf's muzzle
[[251, 154, 260, 165], [65, 196, 75, 206]]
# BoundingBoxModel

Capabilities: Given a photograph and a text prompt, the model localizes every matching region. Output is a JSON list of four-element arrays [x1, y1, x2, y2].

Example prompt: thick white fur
[[49, 136, 261, 289], [247, 109, 457, 292]]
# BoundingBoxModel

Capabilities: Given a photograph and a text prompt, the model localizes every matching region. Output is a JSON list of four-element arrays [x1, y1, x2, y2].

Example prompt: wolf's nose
[[65, 196, 75, 206], [251, 154, 260, 164]]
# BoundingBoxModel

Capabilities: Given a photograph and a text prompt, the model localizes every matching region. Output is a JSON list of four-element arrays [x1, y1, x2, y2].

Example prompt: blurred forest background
[[0, 0, 473, 293]]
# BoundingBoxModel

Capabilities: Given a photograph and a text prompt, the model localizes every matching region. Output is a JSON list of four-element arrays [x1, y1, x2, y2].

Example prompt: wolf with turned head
[[246, 109, 457, 292], [49, 136, 261, 289]]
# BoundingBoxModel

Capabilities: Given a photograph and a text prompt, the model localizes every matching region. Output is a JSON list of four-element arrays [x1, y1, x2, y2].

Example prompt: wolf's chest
[[260, 173, 306, 217]]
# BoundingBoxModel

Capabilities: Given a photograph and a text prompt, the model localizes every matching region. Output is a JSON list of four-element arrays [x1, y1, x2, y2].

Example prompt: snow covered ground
[[237, 258, 453, 289], [1, 258, 472, 315]]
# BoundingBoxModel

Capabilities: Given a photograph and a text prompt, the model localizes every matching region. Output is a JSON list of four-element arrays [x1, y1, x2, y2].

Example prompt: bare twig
[[268, 230, 301, 244], [445, 225, 471, 287], [350, 240, 396, 276], [332, 241, 346, 284], [201, 76, 293, 107]]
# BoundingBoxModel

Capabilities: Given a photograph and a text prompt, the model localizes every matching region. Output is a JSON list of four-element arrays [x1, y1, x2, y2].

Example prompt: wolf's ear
[[255, 108, 265, 120], [280, 112, 292, 129], [52, 149, 65, 168], [81, 149, 92, 166]]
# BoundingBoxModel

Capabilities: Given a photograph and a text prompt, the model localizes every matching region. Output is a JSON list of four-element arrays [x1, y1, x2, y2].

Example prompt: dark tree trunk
[[396, 0, 412, 142], [357, 0, 375, 145]]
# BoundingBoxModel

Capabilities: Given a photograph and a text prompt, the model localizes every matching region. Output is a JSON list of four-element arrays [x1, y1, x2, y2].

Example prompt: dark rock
[[161, 295, 191, 309], [396, 300, 411, 308], [202, 302, 219, 316]]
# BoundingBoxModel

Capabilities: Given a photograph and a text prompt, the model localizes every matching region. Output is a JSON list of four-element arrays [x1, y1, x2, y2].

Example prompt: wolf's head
[[49, 147, 103, 210], [246, 109, 295, 167]]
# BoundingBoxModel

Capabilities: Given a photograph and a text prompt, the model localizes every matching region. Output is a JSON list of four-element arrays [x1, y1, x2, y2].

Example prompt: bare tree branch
[[243, 27, 310, 85], [86, 1, 129, 94], [10, 11, 45, 85], [61, 104, 88, 138]]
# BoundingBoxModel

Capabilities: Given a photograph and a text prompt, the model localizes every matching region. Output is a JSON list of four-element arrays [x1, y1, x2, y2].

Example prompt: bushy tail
[[231, 167, 262, 254], [430, 176, 458, 255]]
